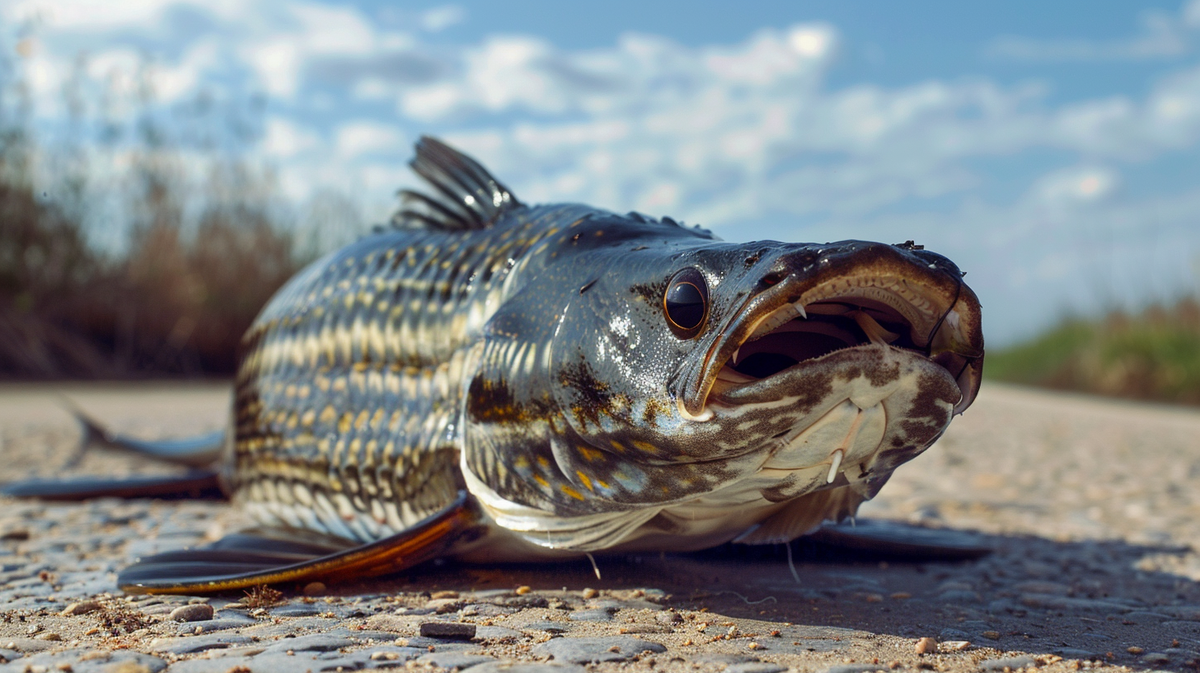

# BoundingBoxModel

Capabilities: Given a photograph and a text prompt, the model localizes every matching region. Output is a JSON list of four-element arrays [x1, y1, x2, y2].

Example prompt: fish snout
[[698, 239, 984, 418]]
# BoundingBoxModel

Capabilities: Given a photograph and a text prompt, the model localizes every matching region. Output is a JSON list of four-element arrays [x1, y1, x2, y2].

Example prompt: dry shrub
[[987, 297, 1200, 407], [0, 147, 311, 378]]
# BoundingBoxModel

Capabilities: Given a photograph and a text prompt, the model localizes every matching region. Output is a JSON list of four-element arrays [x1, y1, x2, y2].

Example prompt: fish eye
[[663, 268, 709, 337]]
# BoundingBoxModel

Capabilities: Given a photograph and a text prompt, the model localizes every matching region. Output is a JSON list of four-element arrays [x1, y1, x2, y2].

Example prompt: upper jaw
[[675, 250, 984, 420]]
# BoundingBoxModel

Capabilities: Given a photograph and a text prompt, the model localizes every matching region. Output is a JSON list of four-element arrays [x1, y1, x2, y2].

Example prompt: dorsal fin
[[392, 136, 522, 231]]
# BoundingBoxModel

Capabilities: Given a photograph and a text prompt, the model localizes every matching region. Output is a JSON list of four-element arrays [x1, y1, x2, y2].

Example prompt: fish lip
[[678, 254, 984, 419]]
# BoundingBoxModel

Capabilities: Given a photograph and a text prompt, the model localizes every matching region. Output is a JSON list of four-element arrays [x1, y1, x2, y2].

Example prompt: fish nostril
[[760, 271, 785, 287]]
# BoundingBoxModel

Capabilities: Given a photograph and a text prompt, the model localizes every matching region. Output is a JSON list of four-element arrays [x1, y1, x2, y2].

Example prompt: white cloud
[[420, 5, 465, 33], [261, 117, 320, 158], [1030, 165, 1119, 206], [335, 121, 405, 158]]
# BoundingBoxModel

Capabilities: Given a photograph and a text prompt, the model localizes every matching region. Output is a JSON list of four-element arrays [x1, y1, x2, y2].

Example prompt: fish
[[3, 137, 984, 593]]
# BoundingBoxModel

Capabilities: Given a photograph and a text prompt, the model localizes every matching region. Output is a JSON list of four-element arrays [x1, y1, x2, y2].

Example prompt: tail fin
[[63, 401, 225, 469]]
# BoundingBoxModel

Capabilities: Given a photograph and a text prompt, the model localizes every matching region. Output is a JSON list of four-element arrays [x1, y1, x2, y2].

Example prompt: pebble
[[60, 600, 103, 616], [269, 602, 322, 617], [1055, 648, 1100, 660], [581, 588, 598, 599], [654, 610, 682, 625], [173, 617, 255, 636], [534, 636, 667, 664], [914, 637, 937, 654], [419, 621, 477, 639], [147, 633, 253, 655], [475, 625, 523, 640], [1140, 652, 1171, 665], [567, 608, 614, 622], [168, 603, 214, 622], [302, 581, 326, 596], [941, 641, 971, 652], [260, 633, 356, 652], [0, 649, 167, 673], [1121, 610, 1170, 624], [980, 655, 1038, 671]]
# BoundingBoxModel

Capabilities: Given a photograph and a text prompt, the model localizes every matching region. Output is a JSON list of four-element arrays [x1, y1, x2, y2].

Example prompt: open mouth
[[707, 278, 983, 415]]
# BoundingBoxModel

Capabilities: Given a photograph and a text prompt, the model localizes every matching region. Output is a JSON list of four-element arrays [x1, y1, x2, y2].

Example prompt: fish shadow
[[381, 524, 1200, 671]]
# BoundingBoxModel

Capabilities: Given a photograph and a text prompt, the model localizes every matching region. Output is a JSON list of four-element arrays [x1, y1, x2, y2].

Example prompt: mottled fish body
[[227, 138, 984, 563]]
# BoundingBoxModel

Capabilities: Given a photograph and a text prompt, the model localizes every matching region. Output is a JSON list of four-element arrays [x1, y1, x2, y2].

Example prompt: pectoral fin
[[806, 519, 991, 561], [118, 491, 482, 594]]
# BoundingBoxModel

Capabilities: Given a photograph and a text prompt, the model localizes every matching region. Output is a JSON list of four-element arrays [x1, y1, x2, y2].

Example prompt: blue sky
[[3, 0, 1200, 345]]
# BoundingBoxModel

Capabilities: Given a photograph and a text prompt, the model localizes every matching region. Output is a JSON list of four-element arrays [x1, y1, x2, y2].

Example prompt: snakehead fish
[[11, 137, 985, 592]]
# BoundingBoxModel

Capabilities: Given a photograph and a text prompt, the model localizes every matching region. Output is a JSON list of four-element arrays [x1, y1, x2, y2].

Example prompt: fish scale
[[229, 207, 584, 543]]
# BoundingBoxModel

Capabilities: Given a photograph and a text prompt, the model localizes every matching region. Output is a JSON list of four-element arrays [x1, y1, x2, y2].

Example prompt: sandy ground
[[1, 381, 1200, 673]]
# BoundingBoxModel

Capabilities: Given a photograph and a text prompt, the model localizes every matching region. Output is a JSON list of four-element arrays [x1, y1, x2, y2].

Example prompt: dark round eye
[[663, 267, 709, 337]]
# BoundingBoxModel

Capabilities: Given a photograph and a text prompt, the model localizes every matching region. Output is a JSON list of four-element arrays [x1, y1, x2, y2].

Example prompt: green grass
[[985, 298, 1200, 406]]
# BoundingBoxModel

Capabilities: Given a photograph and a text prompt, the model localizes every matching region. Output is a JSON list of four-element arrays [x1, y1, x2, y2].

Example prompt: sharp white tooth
[[795, 302, 808, 319], [826, 449, 844, 484], [731, 347, 741, 365]]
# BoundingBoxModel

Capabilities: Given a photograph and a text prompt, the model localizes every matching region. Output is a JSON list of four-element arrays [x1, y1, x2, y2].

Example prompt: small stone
[[61, 600, 103, 616], [515, 585, 533, 595], [535, 636, 666, 664], [914, 637, 937, 655], [1140, 653, 1170, 666], [302, 582, 326, 596], [34, 633, 61, 641], [261, 634, 355, 653], [1126, 646, 1144, 655], [980, 656, 1037, 671], [419, 622, 477, 640], [431, 590, 458, 599], [890, 593, 911, 600], [581, 588, 598, 599], [169, 604, 214, 622], [941, 641, 971, 652], [981, 631, 1001, 640], [568, 608, 614, 623], [0, 528, 30, 541], [655, 611, 682, 625]]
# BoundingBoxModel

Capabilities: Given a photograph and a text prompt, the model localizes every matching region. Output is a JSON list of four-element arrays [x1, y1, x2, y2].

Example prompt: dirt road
[[1, 382, 1199, 673]]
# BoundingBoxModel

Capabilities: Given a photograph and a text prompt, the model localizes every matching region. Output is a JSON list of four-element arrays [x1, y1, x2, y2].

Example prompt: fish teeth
[[851, 310, 899, 345], [731, 347, 741, 365], [826, 449, 844, 484]]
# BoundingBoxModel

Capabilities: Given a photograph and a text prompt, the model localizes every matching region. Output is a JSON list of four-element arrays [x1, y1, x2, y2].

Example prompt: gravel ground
[[2, 381, 1200, 673]]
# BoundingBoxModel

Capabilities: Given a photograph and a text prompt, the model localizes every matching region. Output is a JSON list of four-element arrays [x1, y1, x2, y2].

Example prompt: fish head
[[545, 235, 983, 506]]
